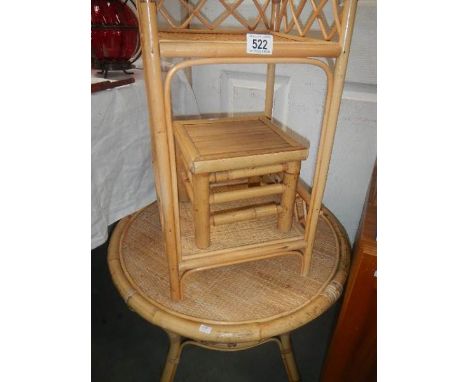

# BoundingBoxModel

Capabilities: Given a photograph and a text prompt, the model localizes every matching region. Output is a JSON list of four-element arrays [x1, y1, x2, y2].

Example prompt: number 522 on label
[[246, 34, 273, 55]]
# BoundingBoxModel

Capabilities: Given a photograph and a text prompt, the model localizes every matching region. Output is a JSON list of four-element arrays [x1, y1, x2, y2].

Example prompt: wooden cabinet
[[321, 166, 377, 382]]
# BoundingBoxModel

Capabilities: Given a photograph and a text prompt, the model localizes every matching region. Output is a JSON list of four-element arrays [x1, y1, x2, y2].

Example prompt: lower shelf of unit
[[178, 195, 306, 269]]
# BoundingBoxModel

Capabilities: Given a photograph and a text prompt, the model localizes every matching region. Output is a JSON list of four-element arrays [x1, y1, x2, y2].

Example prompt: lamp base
[[92, 59, 135, 78]]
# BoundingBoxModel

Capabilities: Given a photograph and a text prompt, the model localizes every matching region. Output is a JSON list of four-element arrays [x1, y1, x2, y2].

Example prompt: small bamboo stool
[[174, 115, 309, 249], [108, 202, 350, 382]]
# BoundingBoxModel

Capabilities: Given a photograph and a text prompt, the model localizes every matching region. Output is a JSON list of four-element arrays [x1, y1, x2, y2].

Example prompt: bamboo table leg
[[160, 331, 300, 382], [161, 332, 182, 382], [278, 333, 300, 382]]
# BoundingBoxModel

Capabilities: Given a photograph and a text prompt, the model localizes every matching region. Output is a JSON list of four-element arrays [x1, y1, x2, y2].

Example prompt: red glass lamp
[[91, 0, 141, 77]]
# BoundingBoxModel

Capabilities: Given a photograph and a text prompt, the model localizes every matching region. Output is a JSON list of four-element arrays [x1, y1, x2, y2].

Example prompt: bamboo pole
[[209, 164, 287, 182], [192, 173, 210, 249], [302, 0, 359, 276], [296, 178, 311, 206], [182, 236, 305, 261], [159, 39, 341, 58], [264, 0, 282, 119], [175, 145, 190, 202], [175, 113, 264, 125], [211, 203, 281, 226], [181, 170, 194, 204], [192, 151, 308, 174], [210, 178, 248, 189], [182, 338, 272, 352], [180, 247, 305, 274], [136, 0, 181, 300], [265, 64, 276, 119], [278, 161, 301, 232], [278, 333, 300, 382], [181, 0, 193, 87], [161, 331, 182, 382], [210, 183, 285, 204], [165, 58, 333, 108]]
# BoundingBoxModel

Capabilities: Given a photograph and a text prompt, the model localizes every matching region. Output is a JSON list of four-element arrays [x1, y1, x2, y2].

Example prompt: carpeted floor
[[91, 225, 342, 382]]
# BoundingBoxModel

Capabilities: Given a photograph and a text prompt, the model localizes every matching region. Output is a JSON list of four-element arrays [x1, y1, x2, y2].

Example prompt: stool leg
[[278, 161, 300, 232], [278, 333, 301, 382], [175, 145, 190, 203], [161, 332, 182, 382], [192, 173, 210, 249]]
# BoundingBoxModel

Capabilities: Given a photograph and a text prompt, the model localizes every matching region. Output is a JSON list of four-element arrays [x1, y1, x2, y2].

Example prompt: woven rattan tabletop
[[108, 202, 350, 343]]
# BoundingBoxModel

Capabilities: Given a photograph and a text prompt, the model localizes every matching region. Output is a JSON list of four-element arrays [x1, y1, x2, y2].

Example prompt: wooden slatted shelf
[[178, 194, 306, 273], [174, 115, 309, 173]]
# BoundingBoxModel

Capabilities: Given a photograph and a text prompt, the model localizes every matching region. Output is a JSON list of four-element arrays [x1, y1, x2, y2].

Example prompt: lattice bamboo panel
[[282, 0, 344, 41], [155, 0, 346, 42]]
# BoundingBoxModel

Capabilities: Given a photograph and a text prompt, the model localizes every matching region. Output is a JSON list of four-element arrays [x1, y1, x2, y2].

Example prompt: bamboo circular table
[[108, 202, 350, 382]]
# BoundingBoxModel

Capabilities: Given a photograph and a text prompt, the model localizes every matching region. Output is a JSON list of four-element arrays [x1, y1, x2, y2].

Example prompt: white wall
[[190, 0, 377, 244]]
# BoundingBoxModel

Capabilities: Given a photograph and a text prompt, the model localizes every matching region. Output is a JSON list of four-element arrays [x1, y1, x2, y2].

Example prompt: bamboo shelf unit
[[135, 0, 359, 300]]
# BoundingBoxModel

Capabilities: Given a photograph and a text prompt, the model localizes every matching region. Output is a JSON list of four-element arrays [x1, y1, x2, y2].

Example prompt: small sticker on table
[[246, 33, 273, 55], [199, 324, 212, 334]]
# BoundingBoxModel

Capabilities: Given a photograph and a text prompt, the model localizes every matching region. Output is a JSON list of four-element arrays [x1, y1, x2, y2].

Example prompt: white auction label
[[199, 324, 212, 334], [246, 33, 273, 55]]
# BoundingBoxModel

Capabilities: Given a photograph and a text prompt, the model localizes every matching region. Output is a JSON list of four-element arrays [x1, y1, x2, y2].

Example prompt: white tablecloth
[[91, 69, 199, 249]]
